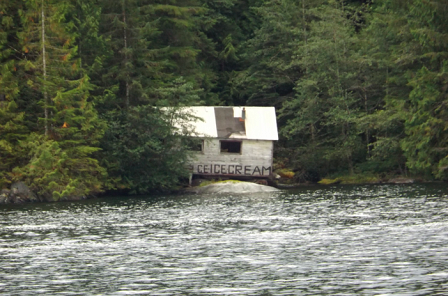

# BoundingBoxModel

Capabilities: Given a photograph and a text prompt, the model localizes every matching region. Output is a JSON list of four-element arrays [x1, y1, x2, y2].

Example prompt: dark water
[[1, 184, 448, 295]]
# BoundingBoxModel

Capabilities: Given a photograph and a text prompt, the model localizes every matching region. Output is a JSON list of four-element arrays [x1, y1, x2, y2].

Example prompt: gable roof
[[182, 106, 278, 141]]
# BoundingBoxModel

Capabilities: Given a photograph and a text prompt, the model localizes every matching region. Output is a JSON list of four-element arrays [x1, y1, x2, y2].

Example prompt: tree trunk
[[302, 0, 308, 74], [41, 0, 48, 136], [123, 0, 130, 109], [364, 89, 371, 157]]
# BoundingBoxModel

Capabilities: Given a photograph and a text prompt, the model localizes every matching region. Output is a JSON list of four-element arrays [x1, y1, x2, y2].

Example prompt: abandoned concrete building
[[183, 106, 278, 180]]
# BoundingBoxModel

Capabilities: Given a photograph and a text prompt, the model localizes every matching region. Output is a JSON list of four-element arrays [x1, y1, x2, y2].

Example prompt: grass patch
[[318, 178, 342, 185], [319, 174, 381, 185], [276, 168, 295, 179]]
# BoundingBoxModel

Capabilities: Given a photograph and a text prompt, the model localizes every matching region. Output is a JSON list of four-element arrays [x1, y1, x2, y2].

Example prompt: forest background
[[1, 0, 447, 200]]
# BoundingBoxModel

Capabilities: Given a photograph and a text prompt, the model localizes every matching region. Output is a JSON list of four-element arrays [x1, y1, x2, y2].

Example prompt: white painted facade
[[188, 139, 274, 177]]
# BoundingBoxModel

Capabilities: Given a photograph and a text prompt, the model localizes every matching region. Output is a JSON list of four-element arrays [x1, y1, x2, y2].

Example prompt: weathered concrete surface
[[188, 181, 280, 194]]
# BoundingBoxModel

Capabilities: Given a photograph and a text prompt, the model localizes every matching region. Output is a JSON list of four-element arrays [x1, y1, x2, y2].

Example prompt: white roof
[[178, 106, 278, 141]]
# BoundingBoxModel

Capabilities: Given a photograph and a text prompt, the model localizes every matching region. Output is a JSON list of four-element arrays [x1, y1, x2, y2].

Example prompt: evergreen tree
[[100, 106, 198, 193], [393, 0, 448, 178], [97, 0, 210, 109], [277, 1, 366, 176], [9, 0, 106, 200], [237, 0, 311, 107], [200, 0, 263, 105], [97, 0, 210, 191], [358, 1, 411, 175], [0, 1, 29, 187]]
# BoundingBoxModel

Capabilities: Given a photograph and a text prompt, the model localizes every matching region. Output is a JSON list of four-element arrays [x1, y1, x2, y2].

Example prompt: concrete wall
[[189, 139, 274, 177]]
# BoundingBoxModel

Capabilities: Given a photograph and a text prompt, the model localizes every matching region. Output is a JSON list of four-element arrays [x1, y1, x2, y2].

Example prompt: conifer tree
[[281, 1, 366, 175], [238, 0, 311, 107], [356, 1, 411, 175], [98, 0, 209, 108], [10, 0, 106, 200], [200, 0, 263, 105], [391, 0, 448, 178], [0, 1, 29, 187], [96, 0, 210, 192], [241, 0, 366, 176]]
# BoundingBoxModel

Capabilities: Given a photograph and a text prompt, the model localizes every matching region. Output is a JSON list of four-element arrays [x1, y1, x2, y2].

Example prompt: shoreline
[[1, 177, 444, 205]]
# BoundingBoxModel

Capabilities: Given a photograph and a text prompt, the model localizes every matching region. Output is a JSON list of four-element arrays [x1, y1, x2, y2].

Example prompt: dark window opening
[[220, 140, 241, 153]]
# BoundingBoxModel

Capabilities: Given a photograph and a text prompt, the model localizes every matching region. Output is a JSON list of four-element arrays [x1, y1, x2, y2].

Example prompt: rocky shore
[[0, 182, 86, 204], [0, 177, 421, 204], [0, 182, 39, 204]]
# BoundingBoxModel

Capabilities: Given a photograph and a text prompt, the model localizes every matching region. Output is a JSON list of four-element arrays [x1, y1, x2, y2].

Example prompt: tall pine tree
[[10, 0, 106, 200]]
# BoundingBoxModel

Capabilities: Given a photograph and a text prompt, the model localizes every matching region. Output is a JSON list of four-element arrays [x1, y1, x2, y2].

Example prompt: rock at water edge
[[8, 182, 39, 203]]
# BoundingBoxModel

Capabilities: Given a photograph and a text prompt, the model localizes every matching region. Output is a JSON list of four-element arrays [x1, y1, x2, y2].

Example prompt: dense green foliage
[[1, 0, 447, 198]]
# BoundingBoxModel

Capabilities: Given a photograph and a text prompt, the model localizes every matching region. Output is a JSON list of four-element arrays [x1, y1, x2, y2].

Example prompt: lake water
[[1, 184, 448, 295]]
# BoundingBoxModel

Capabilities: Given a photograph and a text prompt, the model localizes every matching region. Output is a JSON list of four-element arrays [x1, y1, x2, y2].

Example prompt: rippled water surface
[[1, 184, 448, 295]]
